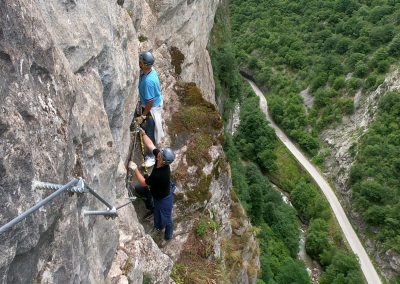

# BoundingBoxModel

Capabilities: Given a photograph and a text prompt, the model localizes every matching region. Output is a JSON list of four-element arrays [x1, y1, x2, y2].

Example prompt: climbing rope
[[126, 119, 151, 205], [129, 120, 149, 176], [139, 128, 149, 176]]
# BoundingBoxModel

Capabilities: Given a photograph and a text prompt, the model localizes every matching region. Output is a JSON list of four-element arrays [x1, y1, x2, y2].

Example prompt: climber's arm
[[129, 162, 147, 187]]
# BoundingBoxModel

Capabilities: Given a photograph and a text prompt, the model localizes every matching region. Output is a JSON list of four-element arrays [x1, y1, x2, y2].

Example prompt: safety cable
[[0, 178, 136, 235]]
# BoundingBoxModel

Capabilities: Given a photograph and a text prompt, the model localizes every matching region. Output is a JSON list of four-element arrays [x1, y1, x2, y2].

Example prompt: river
[[274, 184, 321, 283]]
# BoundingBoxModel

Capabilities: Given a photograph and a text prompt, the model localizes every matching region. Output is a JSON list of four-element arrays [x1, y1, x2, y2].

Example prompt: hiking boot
[[159, 238, 172, 248], [143, 156, 155, 167], [148, 227, 162, 237], [143, 210, 153, 220]]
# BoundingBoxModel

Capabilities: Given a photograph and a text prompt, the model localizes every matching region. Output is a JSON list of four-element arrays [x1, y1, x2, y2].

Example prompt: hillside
[[229, 0, 400, 281]]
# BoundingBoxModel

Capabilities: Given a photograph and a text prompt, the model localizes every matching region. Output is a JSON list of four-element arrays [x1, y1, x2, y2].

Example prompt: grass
[[166, 82, 260, 281], [268, 143, 306, 193], [138, 34, 148, 42], [121, 257, 132, 276], [168, 82, 222, 169], [167, 82, 223, 206], [171, 214, 220, 283], [221, 193, 259, 282], [186, 174, 212, 204], [186, 132, 213, 165]]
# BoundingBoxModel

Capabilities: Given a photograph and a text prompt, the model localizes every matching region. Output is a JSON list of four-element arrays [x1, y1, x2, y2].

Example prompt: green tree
[[320, 250, 363, 284], [354, 62, 368, 78], [333, 76, 346, 90], [306, 218, 330, 261], [388, 35, 400, 57], [275, 259, 311, 284]]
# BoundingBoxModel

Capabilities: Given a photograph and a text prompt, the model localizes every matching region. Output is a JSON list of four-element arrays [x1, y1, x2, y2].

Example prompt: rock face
[[321, 70, 400, 280], [0, 0, 258, 283]]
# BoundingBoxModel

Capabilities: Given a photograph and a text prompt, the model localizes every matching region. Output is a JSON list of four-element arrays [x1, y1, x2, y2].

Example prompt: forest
[[209, 3, 365, 282], [226, 0, 400, 282], [230, 0, 400, 155]]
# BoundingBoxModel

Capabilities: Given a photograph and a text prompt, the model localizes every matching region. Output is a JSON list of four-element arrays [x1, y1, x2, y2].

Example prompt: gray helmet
[[139, 51, 155, 66], [161, 148, 175, 165]]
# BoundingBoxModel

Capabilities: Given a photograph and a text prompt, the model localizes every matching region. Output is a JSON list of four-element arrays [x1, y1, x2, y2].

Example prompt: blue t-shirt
[[139, 67, 162, 108]]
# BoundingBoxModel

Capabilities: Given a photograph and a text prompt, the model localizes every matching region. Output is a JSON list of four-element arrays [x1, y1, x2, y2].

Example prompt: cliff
[[0, 0, 258, 283], [321, 69, 400, 280]]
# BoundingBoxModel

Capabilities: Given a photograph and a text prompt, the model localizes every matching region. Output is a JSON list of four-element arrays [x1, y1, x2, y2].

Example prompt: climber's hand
[[128, 161, 138, 171], [135, 115, 145, 125], [139, 127, 146, 135]]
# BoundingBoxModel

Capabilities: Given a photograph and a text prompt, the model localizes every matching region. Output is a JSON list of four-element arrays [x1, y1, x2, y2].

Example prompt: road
[[246, 79, 382, 284]]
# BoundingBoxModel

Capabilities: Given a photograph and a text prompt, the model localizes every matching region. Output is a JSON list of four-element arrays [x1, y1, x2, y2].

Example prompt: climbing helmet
[[139, 51, 155, 66], [161, 148, 175, 165]]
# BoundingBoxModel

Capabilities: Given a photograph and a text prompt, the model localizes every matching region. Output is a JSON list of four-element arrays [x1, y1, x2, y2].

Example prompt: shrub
[[388, 36, 400, 57], [365, 75, 377, 90], [138, 34, 148, 42], [196, 219, 208, 237], [332, 76, 346, 90], [347, 78, 362, 90], [354, 62, 368, 78], [306, 218, 330, 261], [377, 60, 390, 73]]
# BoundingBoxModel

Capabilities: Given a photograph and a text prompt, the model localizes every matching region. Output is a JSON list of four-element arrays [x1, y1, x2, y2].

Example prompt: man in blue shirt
[[136, 51, 164, 167]]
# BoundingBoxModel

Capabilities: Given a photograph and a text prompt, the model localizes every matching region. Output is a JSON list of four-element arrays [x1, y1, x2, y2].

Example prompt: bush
[[320, 250, 363, 284], [349, 92, 400, 250], [338, 98, 354, 115], [388, 36, 400, 57], [347, 78, 362, 90], [332, 76, 346, 90], [350, 37, 371, 54], [364, 75, 377, 90], [377, 60, 390, 73], [196, 219, 208, 237], [311, 73, 328, 92], [306, 219, 330, 261], [354, 62, 368, 78], [369, 25, 395, 46], [275, 259, 311, 284]]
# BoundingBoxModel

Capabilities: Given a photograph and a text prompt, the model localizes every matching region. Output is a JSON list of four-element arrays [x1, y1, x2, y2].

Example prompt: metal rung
[[83, 207, 117, 218]]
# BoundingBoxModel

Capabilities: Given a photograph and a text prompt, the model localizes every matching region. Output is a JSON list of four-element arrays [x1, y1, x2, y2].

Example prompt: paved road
[[247, 79, 382, 284]]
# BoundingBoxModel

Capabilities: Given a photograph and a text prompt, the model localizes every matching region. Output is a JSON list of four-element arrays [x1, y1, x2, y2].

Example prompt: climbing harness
[[0, 177, 136, 235]]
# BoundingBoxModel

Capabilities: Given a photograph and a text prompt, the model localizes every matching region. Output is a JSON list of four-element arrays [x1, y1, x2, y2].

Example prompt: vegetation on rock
[[350, 91, 400, 253]]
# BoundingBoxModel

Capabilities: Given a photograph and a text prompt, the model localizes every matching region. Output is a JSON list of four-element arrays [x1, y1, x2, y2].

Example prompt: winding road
[[246, 79, 382, 284]]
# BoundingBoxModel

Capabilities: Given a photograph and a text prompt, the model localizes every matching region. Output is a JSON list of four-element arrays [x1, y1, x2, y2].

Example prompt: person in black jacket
[[129, 129, 175, 241]]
